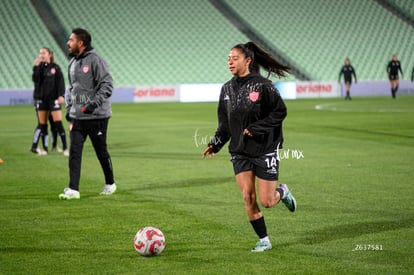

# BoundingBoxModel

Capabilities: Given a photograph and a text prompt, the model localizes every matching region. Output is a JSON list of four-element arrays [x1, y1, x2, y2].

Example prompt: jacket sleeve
[[352, 66, 357, 82], [32, 64, 44, 99], [208, 87, 231, 153], [338, 67, 343, 82], [32, 65, 40, 84], [65, 59, 74, 119], [246, 84, 287, 136], [91, 56, 113, 106], [55, 65, 66, 98], [65, 88, 71, 112]]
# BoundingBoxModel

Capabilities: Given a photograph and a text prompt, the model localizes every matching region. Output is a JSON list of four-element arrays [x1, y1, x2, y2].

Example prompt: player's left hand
[[81, 103, 97, 114], [57, 96, 64, 105], [243, 129, 253, 137]]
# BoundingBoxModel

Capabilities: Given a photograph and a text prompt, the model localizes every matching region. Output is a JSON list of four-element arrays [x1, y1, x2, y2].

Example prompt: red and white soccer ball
[[134, 226, 166, 256]]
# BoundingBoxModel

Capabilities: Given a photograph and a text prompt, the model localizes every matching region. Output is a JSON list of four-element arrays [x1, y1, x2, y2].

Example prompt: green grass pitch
[[0, 96, 413, 274]]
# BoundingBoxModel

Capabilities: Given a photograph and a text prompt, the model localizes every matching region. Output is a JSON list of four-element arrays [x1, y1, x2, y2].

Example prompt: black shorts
[[230, 151, 279, 181], [35, 100, 61, 111], [389, 74, 399, 81]]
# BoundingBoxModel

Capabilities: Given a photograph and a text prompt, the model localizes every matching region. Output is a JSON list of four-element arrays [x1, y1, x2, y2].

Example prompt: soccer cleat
[[63, 149, 69, 157], [279, 183, 297, 212], [100, 183, 117, 195], [30, 148, 48, 155], [59, 188, 80, 200], [30, 147, 40, 154], [251, 241, 272, 252], [52, 147, 63, 153]]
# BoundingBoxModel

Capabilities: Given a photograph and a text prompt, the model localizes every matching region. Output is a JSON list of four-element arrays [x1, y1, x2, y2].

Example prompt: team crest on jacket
[[82, 65, 90, 73], [50, 68, 56, 74], [249, 91, 259, 102]]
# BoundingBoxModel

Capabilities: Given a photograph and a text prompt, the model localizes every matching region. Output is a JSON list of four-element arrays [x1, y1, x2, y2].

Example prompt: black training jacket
[[209, 73, 287, 157], [386, 60, 403, 76], [32, 62, 65, 102], [338, 65, 357, 83]]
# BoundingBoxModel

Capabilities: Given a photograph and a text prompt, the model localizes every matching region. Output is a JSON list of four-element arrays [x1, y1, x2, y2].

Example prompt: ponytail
[[232, 42, 290, 78]]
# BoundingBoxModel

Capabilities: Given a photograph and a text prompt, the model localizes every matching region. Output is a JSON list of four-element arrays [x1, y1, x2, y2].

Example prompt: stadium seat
[[0, 0, 68, 89], [1, 0, 413, 89], [226, 0, 414, 81]]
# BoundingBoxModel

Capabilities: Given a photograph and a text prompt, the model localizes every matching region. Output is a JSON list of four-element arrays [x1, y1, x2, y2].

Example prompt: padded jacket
[[66, 47, 113, 120], [32, 62, 65, 102], [209, 73, 287, 157]]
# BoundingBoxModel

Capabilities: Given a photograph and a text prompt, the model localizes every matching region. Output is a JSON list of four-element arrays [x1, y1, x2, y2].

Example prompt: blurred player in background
[[30, 47, 68, 156], [386, 54, 403, 99], [59, 28, 116, 200], [202, 42, 296, 252], [338, 58, 357, 100]]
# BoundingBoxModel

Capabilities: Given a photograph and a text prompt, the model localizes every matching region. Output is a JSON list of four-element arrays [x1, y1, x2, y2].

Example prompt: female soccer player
[[30, 47, 68, 155], [386, 54, 403, 99], [202, 42, 296, 252], [338, 58, 357, 100]]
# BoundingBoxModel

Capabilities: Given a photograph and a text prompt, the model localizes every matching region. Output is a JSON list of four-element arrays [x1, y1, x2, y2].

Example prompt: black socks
[[250, 216, 267, 239]]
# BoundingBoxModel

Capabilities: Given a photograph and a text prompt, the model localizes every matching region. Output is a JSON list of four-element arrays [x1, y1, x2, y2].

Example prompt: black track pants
[[69, 118, 114, 191]]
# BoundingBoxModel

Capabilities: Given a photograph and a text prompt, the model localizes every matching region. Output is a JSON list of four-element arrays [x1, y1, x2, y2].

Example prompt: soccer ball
[[133, 226, 166, 256]]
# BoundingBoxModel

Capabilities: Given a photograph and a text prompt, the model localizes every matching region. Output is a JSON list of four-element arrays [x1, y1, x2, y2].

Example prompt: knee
[[260, 199, 273, 208], [260, 191, 280, 208], [242, 192, 256, 208]]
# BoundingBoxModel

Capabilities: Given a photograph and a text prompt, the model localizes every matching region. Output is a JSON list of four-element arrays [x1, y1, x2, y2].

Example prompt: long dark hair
[[232, 42, 290, 78]]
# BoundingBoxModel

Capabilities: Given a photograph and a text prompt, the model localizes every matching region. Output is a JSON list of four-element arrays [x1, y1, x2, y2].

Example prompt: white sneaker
[[251, 240, 273, 252], [52, 147, 63, 153], [100, 183, 117, 195], [59, 188, 80, 200], [30, 148, 48, 155], [30, 147, 40, 155], [38, 148, 48, 156], [63, 149, 69, 157]]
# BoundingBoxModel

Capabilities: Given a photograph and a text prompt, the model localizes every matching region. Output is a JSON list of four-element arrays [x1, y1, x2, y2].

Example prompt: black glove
[[81, 103, 97, 114]]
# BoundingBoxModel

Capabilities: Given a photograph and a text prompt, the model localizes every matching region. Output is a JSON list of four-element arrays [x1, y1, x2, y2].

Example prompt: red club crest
[[82, 65, 89, 73], [249, 91, 259, 102]]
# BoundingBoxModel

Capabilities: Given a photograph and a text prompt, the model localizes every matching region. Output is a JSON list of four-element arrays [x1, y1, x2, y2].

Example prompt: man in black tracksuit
[[59, 28, 116, 200]]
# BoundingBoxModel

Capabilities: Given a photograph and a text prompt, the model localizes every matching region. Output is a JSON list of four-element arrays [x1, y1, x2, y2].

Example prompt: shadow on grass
[[295, 217, 414, 245], [125, 176, 234, 191], [318, 125, 414, 140], [111, 151, 222, 161]]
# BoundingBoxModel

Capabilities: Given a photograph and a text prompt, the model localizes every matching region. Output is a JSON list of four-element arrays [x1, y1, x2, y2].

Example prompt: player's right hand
[[202, 146, 214, 158], [34, 58, 41, 66]]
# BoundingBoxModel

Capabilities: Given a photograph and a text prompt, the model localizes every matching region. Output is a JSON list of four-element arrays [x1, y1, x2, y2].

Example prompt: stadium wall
[[1, 81, 413, 106]]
